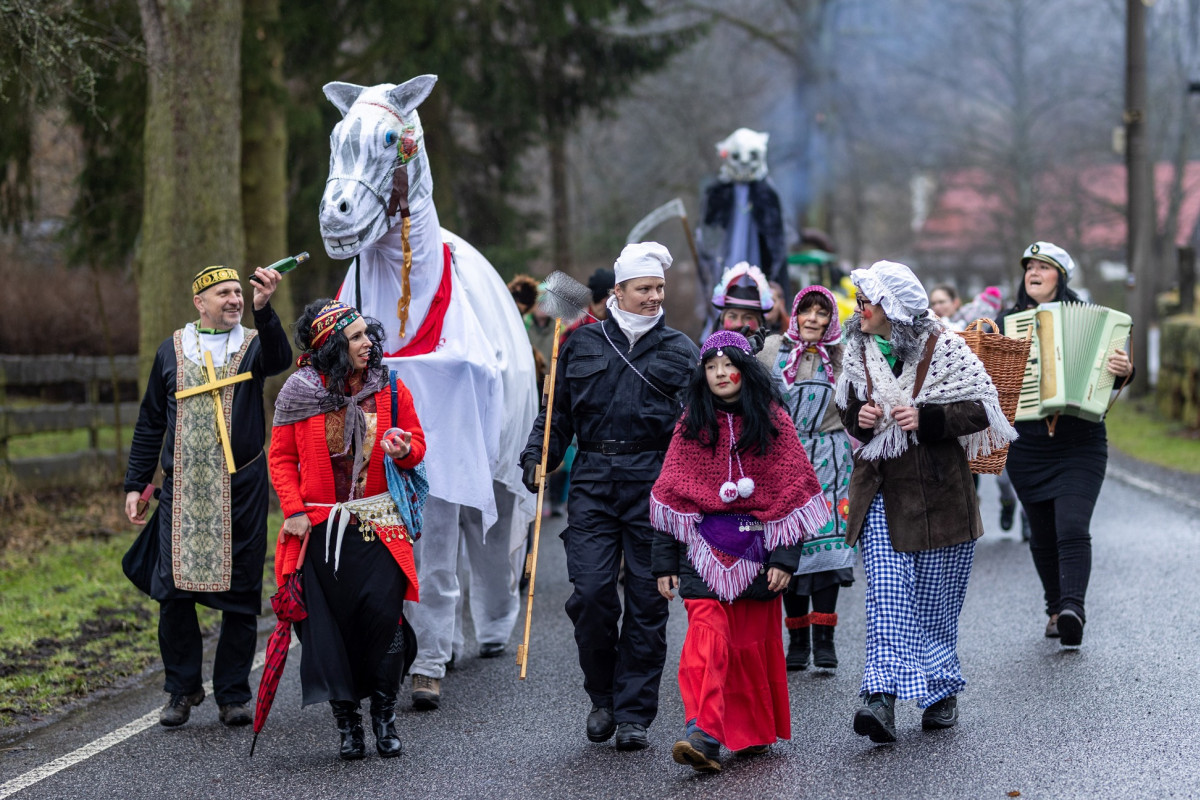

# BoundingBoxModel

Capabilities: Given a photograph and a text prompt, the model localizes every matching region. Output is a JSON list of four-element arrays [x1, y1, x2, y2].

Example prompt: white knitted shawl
[[835, 329, 1018, 461]]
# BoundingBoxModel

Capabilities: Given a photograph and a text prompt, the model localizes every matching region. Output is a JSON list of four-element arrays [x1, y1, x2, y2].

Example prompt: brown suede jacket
[[839, 382, 989, 553]]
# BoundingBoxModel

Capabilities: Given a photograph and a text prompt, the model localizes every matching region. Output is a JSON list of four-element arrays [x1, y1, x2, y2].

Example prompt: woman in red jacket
[[269, 298, 426, 761]]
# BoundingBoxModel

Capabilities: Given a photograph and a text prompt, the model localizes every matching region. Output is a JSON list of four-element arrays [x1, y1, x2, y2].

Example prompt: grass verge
[[5, 425, 135, 460], [0, 487, 281, 727], [1106, 397, 1200, 474]]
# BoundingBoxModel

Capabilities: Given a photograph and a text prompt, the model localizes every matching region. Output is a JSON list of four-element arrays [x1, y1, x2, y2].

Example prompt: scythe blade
[[625, 198, 688, 244]]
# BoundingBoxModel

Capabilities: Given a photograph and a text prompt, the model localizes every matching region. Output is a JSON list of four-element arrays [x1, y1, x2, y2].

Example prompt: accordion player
[[1003, 301, 1132, 423]]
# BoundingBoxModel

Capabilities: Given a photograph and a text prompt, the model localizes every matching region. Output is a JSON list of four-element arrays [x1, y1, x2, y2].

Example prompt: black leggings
[[1022, 494, 1095, 619], [783, 583, 840, 619]]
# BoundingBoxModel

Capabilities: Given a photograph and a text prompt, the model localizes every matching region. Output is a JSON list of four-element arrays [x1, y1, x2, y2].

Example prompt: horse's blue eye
[[384, 131, 397, 146]]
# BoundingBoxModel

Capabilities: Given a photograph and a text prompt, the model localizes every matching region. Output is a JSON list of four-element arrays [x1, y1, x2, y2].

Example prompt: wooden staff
[[516, 318, 563, 680]]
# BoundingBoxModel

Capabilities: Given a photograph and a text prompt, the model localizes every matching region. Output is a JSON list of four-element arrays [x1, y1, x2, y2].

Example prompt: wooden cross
[[174, 350, 252, 474]]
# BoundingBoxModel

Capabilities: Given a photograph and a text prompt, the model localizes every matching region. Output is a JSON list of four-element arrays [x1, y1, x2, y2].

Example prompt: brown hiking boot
[[218, 702, 253, 727], [159, 689, 205, 727], [411, 674, 441, 711]]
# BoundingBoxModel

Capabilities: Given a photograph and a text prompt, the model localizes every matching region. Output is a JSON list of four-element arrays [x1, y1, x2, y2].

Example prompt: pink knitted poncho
[[650, 404, 831, 601]]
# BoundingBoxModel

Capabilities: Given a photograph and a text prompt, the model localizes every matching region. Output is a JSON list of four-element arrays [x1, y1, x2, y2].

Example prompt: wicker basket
[[956, 318, 1031, 474]]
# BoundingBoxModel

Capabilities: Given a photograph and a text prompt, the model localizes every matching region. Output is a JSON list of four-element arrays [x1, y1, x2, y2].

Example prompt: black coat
[[521, 318, 699, 482], [701, 178, 787, 288], [651, 533, 801, 602]]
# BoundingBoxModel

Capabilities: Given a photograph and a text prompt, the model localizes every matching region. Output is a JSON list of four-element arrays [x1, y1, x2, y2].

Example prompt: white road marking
[[1107, 465, 1200, 512], [1, 462, 1194, 797], [0, 646, 274, 799]]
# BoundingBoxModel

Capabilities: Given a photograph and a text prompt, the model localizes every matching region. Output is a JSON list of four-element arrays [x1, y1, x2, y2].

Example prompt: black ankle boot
[[370, 690, 403, 758], [812, 624, 838, 669], [785, 625, 810, 671], [331, 700, 365, 760]]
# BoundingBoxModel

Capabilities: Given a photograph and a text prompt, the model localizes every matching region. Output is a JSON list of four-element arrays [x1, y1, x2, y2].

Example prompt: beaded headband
[[699, 330, 752, 363], [192, 265, 240, 295]]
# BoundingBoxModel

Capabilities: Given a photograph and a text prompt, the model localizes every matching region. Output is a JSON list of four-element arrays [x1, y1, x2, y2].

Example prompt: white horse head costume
[[319, 74, 536, 535]]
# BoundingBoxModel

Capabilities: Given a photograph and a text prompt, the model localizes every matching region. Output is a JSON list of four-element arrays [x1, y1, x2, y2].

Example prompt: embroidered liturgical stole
[[170, 328, 257, 591]]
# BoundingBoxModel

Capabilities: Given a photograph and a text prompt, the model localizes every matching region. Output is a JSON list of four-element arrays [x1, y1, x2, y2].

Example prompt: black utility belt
[[577, 437, 672, 455]]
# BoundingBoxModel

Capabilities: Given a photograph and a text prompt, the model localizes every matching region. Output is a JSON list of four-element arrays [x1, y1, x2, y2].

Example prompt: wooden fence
[[0, 355, 140, 491]]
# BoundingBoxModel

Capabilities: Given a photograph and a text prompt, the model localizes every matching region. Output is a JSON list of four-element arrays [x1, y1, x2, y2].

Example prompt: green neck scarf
[[195, 321, 233, 336], [873, 334, 897, 368]]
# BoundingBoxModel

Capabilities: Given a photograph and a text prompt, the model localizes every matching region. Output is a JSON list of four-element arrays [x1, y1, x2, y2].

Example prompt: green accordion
[[1003, 301, 1132, 423]]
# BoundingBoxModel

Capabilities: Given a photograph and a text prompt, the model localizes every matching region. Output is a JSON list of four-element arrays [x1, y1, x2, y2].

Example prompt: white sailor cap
[[1021, 241, 1075, 282]]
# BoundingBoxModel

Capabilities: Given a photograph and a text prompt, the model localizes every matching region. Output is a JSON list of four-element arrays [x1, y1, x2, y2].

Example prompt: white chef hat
[[851, 260, 930, 323], [1021, 241, 1075, 282], [614, 241, 673, 283]]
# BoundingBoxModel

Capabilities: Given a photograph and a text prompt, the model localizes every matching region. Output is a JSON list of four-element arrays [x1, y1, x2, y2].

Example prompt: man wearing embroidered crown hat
[[123, 263, 292, 728]]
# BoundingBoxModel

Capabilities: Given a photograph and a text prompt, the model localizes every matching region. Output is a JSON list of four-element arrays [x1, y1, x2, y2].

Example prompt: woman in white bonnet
[[836, 260, 1016, 744], [521, 241, 700, 752]]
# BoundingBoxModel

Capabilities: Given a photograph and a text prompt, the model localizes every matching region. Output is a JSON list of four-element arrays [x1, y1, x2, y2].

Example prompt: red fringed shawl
[[650, 404, 830, 601]]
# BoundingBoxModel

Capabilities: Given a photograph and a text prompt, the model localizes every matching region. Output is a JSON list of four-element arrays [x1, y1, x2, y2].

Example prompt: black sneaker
[[921, 696, 958, 730], [1057, 608, 1084, 647], [999, 500, 1015, 531], [853, 693, 896, 743], [672, 730, 722, 772], [159, 689, 205, 727]]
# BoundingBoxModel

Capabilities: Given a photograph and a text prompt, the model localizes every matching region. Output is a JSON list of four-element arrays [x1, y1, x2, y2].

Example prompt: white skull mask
[[715, 128, 769, 182]]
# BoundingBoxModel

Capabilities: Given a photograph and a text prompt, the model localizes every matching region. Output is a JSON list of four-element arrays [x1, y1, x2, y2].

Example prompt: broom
[[516, 271, 592, 679]]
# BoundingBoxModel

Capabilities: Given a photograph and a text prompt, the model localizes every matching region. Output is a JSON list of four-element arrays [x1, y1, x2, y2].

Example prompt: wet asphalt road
[[2, 450, 1199, 800]]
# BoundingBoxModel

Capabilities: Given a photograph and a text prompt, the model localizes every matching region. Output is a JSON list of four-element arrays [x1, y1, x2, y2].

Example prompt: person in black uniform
[[521, 242, 700, 751]]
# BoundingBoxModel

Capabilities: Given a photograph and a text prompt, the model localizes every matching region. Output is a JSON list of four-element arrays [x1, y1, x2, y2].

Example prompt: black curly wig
[[679, 344, 783, 456], [293, 297, 386, 397]]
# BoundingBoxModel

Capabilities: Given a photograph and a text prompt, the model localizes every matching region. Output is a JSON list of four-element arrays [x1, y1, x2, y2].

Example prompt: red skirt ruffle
[[678, 597, 790, 751]]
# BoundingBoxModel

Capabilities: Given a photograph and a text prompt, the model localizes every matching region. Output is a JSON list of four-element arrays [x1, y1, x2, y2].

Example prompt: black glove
[[521, 461, 540, 494], [746, 327, 767, 354]]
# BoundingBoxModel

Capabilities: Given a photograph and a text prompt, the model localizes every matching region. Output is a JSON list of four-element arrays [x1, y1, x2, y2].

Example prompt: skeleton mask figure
[[716, 128, 770, 183]]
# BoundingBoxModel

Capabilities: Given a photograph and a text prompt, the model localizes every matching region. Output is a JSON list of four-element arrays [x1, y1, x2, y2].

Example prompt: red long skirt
[[678, 596, 791, 751]]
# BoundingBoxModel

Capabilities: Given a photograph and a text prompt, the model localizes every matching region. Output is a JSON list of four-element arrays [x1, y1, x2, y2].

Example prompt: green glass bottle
[[265, 251, 309, 274]]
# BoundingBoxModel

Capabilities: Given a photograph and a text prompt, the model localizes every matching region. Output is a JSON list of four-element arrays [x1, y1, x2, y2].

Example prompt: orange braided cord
[[397, 216, 413, 337]]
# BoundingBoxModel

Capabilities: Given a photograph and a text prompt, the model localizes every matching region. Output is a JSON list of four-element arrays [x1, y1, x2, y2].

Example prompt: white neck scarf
[[181, 322, 246, 368], [835, 330, 1018, 461], [606, 295, 661, 349]]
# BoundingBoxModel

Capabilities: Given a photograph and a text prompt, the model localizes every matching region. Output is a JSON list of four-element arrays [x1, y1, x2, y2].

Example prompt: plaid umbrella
[[250, 534, 310, 757]]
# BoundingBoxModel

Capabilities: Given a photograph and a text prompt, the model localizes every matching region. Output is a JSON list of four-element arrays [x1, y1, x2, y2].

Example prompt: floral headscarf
[[782, 285, 841, 386]]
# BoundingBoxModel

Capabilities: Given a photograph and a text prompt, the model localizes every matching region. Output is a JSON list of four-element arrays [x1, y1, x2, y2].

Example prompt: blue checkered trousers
[[859, 493, 975, 707]]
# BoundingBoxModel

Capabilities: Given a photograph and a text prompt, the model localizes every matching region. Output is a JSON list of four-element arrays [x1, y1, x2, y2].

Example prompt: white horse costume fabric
[[319, 75, 537, 678]]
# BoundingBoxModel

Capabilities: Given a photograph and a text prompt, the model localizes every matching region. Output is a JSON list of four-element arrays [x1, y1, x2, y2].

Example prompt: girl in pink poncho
[[650, 330, 829, 773]]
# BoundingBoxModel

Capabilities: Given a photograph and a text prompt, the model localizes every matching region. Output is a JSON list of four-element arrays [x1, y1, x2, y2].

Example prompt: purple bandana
[[688, 513, 767, 601]]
